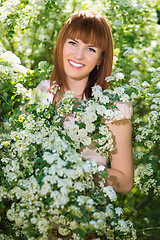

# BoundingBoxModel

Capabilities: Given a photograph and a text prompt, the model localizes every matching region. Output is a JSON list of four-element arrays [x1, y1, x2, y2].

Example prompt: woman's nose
[[74, 47, 85, 60]]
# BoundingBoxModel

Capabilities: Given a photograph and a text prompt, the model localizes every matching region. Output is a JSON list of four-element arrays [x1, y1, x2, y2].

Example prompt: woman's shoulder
[[115, 101, 132, 119], [36, 80, 50, 93], [105, 101, 133, 124], [36, 80, 53, 103]]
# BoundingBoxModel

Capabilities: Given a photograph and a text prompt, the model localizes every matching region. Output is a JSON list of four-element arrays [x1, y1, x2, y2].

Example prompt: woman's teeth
[[69, 60, 83, 68]]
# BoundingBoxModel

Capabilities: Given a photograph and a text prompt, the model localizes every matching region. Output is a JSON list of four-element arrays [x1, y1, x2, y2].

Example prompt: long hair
[[50, 11, 113, 98]]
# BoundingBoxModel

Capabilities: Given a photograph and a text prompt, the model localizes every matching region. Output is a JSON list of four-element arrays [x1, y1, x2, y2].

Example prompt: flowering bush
[[0, 47, 52, 122], [0, 86, 136, 239], [106, 67, 160, 196]]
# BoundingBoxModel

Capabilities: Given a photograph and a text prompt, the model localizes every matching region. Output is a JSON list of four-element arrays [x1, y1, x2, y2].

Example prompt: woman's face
[[63, 38, 102, 84]]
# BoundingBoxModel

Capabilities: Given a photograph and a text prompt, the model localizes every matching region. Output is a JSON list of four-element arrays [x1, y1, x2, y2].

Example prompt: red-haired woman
[[37, 11, 134, 195]]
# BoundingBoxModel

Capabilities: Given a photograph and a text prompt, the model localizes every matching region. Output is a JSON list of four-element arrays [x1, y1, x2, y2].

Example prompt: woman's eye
[[68, 41, 77, 46], [88, 48, 96, 53]]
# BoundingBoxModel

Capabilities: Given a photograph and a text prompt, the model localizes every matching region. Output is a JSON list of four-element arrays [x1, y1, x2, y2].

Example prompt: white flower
[[135, 163, 153, 178], [60, 186, 69, 195], [115, 207, 123, 216], [114, 110, 124, 120], [10, 186, 25, 199], [57, 168, 66, 177], [15, 217, 23, 226], [133, 57, 142, 63], [81, 136, 91, 146], [15, 83, 30, 97], [40, 183, 51, 196], [58, 226, 70, 236], [1, 141, 10, 148], [103, 186, 117, 202], [92, 85, 103, 99], [86, 198, 94, 206], [129, 78, 140, 86], [43, 151, 56, 164], [115, 72, 124, 81], [147, 67, 155, 72], [83, 111, 97, 123], [157, 82, 160, 88], [98, 165, 106, 172], [12, 63, 28, 74], [97, 137, 107, 145], [38, 61, 47, 70], [99, 95, 110, 104], [72, 233, 81, 239], [142, 81, 150, 87], [131, 70, 141, 77], [77, 196, 86, 205], [93, 211, 106, 220], [78, 128, 87, 140], [114, 87, 124, 95], [37, 218, 49, 234], [70, 167, 84, 178], [105, 204, 114, 218], [96, 104, 107, 116], [89, 220, 98, 229], [0, 72, 137, 239], [82, 161, 92, 173], [86, 123, 95, 133], [74, 182, 85, 191], [130, 92, 137, 100], [116, 220, 130, 233], [144, 140, 155, 149], [123, 47, 135, 56], [99, 125, 109, 135], [1, 51, 21, 64], [69, 220, 77, 230], [50, 80, 60, 94], [105, 75, 114, 82], [31, 217, 37, 224], [119, 93, 130, 102], [104, 109, 114, 119], [7, 207, 16, 222]]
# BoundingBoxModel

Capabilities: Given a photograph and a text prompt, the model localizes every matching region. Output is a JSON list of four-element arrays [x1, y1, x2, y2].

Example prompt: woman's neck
[[65, 77, 88, 98]]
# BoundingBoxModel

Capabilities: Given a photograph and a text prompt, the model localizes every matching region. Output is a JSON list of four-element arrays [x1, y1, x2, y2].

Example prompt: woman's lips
[[68, 60, 85, 69]]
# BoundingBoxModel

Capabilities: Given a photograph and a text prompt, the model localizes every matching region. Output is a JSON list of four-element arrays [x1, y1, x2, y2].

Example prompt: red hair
[[50, 11, 113, 98]]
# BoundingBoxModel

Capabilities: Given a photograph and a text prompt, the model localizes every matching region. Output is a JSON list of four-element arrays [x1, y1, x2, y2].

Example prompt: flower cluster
[[61, 85, 127, 159], [0, 86, 136, 239], [0, 48, 30, 81]]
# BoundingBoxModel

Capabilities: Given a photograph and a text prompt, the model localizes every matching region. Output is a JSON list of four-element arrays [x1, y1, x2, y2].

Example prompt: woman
[[37, 10, 134, 240], [37, 11, 134, 194]]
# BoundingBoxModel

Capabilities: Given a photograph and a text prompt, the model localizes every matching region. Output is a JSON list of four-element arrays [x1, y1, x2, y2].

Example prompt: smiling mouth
[[69, 60, 84, 68]]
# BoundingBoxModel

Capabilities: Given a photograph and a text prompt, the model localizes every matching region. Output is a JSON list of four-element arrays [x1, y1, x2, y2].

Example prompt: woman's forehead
[[66, 30, 103, 49]]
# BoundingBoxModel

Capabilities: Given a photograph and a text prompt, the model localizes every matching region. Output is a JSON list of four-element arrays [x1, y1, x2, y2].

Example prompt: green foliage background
[[0, 0, 160, 239]]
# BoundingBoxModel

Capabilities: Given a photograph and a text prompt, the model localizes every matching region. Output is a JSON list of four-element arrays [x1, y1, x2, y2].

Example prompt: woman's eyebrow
[[88, 44, 96, 47], [70, 38, 78, 42]]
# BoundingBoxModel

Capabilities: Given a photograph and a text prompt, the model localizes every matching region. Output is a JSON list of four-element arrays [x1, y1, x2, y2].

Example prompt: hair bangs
[[65, 17, 107, 51]]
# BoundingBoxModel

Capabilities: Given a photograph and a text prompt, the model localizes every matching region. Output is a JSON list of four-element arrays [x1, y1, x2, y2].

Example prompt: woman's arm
[[105, 119, 134, 194]]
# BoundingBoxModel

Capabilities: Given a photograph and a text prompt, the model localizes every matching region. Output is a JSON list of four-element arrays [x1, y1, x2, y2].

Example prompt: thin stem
[[8, 39, 15, 53], [125, 189, 154, 220], [135, 189, 154, 210], [30, 23, 38, 69], [123, 189, 139, 207]]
